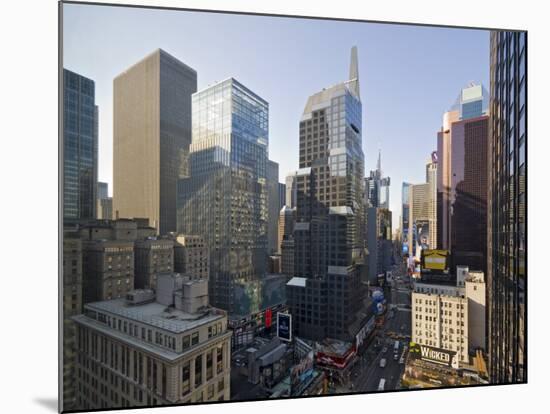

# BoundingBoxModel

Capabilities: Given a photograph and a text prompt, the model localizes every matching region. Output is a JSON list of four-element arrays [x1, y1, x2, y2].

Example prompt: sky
[[63, 4, 489, 230]]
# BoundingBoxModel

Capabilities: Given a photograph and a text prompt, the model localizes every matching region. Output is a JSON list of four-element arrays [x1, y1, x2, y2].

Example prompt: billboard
[[416, 219, 430, 250], [408, 342, 456, 368], [277, 312, 292, 342], [421, 249, 450, 272]]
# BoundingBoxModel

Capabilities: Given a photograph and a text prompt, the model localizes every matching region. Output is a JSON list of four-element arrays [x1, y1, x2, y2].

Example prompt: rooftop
[[85, 297, 224, 334], [287, 277, 307, 288]]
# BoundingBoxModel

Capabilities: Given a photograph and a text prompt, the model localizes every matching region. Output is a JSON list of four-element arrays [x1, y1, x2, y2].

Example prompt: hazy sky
[[63, 4, 489, 229]]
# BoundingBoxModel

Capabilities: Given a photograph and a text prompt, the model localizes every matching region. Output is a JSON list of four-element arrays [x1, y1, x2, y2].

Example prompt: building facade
[[173, 235, 209, 281], [278, 206, 296, 254], [177, 78, 268, 316], [437, 84, 489, 273], [113, 49, 197, 235], [285, 171, 298, 208], [287, 47, 369, 342], [62, 233, 83, 410], [267, 160, 281, 254], [134, 238, 175, 290], [73, 275, 231, 410], [63, 69, 98, 223], [487, 30, 526, 383]]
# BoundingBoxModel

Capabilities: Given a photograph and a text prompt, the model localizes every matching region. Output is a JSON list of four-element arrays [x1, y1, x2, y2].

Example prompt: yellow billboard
[[421, 249, 449, 271]]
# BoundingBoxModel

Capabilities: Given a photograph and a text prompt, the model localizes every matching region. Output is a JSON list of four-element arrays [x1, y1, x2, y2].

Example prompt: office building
[[367, 207, 393, 282], [287, 47, 369, 342], [401, 182, 412, 256], [412, 269, 486, 367], [278, 182, 286, 210], [73, 274, 231, 410], [113, 49, 197, 235], [267, 160, 281, 254], [173, 235, 209, 281], [134, 238, 174, 290], [177, 78, 268, 316], [278, 206, 295, 254], [280, 237, 295, 277], [285, 171, 298, 208], [62, 232, 83, 410], [437, 84, 489, 272], [365, 151, 390, 209], [487, 30, 526, 383], [63, 69, 98, 223], [97, 182, 113, 220]]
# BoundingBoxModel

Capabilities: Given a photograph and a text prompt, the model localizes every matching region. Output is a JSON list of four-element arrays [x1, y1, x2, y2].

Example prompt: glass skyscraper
[[63, 69, 98, 223], [488, 30, 526, 384], [287, 47, 369, 342], [177, 78, 268, 317]]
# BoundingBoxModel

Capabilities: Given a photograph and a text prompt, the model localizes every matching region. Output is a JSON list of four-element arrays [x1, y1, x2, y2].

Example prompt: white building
[[412, 268, 486, 367], [73, 273, 231, 410]]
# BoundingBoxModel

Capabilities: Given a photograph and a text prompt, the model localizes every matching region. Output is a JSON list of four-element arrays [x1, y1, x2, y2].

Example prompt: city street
[[348, 262, 412, 393]]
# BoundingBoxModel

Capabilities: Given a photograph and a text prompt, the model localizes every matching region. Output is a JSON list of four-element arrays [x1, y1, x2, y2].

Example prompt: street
[[347, 261, 412, 393]]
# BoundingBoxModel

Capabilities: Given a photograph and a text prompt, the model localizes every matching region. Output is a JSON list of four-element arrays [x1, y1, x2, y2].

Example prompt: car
[[382, 346, 388, 354], [378, 378, 386, 391], [394, 353, 399, 361], [399, 357, 405, 364], [380, 358, 387, 368]]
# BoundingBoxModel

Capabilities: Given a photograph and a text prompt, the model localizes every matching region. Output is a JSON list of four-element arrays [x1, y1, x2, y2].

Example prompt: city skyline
[[63, 4, 490, 228]]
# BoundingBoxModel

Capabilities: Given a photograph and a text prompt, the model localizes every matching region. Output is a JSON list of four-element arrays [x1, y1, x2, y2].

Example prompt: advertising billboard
[[277, 312, 292, 342], [416, 219, 430, 250], [408, 342, 456, 368], [421, 249, 450, 272]]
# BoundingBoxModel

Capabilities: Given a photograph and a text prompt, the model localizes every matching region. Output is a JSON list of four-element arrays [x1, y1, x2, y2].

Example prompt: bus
[[378, 378, 386, 391]]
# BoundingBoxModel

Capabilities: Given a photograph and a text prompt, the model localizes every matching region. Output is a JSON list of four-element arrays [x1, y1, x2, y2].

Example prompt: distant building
[[278, 206, 295, 254], [267, 160, 281, 254], [113, 49, 197, 234], [177, 78, 268, 316], [62, 232, 83, 410], [487, 31, 526, 383], [63, 69, 98, 223], [73, 274, 231, 410], [173, 235, 209, 281], [278, 183, 286, 211], [365, 151, 390, 209], [134, 238, 174, 290], [437, 84, 489, 273], [97, 182, 113, 220], [401, 182, 412, 256], [367, 207, 393, 283], [285, 172, 298, 208]]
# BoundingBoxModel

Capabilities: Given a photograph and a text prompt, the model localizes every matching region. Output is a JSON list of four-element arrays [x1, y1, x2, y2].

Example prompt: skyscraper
[[365, 150, 390, 209], [287, 47, 368, 342], [267, 160, 281, 254], [285, 171, 298, 208], [401, 182, 412, 255], [177, 78, 268, 317], [437, 84, 489, 273], [487, 30, 526, 383], [113, 49, 197, 235], [96, 182, 112, 220], [63, 69, 98, 223]]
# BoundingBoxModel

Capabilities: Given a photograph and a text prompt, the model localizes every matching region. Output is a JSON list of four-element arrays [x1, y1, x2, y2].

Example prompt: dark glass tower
[[63, 69, 98, 223], [177, 78, 268, 317], [287, 47, 368, 342], [488, 30, 527, 383]]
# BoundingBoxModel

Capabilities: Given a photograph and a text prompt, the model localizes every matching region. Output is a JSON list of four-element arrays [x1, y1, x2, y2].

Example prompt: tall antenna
[[348, 46, 360, 100]]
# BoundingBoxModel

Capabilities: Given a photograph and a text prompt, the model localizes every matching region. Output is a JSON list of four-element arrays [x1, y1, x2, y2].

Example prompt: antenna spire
[[349, 46, 360, 100]]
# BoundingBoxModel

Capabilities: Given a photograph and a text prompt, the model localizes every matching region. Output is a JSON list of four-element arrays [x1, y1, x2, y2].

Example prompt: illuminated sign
[[421, 249, 450, 272], [277, 312, 292, 342]]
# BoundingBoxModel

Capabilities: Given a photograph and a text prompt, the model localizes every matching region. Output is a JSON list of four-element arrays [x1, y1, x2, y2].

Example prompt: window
[[191, 332, 199, 346], [182, 361, 190, 395], [195, 354, 202, 387]]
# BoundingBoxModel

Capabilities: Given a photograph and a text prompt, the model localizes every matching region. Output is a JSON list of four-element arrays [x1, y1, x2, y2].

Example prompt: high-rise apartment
[[487, 30, 526, 383], [63, 69, 98, 223], [286, 47, 369, 342], [177, 78, 268, 316], [113, 49, 197, 235]]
